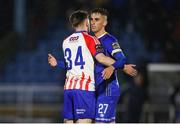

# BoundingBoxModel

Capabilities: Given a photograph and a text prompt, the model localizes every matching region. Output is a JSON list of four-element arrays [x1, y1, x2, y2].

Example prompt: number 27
[[98, 104, 108, 114]]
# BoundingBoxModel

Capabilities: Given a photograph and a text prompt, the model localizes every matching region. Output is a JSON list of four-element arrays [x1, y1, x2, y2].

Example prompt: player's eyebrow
[[95, 18, 100, 21], [89, 17, 100, 21], [92, 17, 99, 20]]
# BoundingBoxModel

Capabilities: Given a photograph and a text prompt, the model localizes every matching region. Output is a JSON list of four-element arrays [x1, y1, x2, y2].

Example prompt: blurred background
[[0, 0, 179, 123]]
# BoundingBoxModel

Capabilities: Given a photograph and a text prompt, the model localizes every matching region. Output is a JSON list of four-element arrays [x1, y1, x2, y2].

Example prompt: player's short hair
[[90, 8, 109, 18], [69, 10, 88, 28]]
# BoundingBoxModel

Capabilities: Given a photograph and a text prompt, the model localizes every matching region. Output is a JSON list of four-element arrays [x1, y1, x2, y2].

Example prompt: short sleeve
[[82, 33, 102, 56], [105, 38, 122, 56]]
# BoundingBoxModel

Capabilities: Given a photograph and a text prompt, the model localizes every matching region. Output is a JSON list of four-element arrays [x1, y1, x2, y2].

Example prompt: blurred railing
[[144, 64, 180, 122], [0, 84, 64, 123]]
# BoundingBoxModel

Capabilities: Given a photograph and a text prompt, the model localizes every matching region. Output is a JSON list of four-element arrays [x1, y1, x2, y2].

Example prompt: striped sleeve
[[82, 32, 98, 56]]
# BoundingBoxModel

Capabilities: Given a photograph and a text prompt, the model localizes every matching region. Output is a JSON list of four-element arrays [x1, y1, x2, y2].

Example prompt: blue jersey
[[95, 32, 126, 96]]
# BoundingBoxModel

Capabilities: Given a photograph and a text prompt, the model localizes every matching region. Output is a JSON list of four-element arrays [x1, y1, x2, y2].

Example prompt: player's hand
[[48, 54, 57, 67], [123, 64, 137, 77], [102, 66, 115, 80]]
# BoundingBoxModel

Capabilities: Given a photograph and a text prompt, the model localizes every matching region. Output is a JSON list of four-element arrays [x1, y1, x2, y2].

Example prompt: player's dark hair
[[69, 10, 88, 28], [90, 8, 109, 18]]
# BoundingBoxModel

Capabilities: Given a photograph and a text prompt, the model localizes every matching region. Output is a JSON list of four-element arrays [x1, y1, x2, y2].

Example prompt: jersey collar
[[75, 30, 87, 33], [97, 32, 108, 39]]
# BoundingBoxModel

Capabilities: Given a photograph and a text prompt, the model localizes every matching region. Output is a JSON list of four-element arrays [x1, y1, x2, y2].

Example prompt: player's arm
[[84, 35, 115, 66], [112, 51, 126, 69], [95, 53, 116, 79], [112, 52, 137, 76], [95, 53, 115, 66], [84, 35, 115, 79], [52, 53, 115, 70], [57, 60, 66, 69], [104, 40, 127, 69], [105, 40, 137, 77], [48, 54, 66, 69]]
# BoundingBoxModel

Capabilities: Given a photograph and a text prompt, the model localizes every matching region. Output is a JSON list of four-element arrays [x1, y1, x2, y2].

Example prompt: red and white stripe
[[64, 72, 95, 91], [63, 32, 96, 91]]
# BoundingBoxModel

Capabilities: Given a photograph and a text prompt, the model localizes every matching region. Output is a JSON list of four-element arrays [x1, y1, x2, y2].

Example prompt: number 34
[[65, 46, 85, 70]]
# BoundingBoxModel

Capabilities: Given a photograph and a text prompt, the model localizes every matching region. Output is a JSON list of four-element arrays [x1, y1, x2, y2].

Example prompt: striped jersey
[[62, 31, 99, 91]]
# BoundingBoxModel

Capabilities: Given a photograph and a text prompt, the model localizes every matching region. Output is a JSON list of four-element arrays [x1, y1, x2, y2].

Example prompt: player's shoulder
[[63, 33, 73, 42], [105, 33, 118, 42], [82, 32, 94, 40], [63, 32, 81, 42], [82, 32, 100, 44]]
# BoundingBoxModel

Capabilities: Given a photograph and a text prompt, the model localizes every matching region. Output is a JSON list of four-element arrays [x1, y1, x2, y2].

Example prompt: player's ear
[[85, 19, 89, 27], [103, 16, 108, 26], [103, 20, 107, 26]]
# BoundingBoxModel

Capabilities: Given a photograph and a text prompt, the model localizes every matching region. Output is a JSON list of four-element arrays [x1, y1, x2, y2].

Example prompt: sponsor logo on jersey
[[69, 36, 79, 42], [95, 44, 104, 53], [112, 42, 120, 49]]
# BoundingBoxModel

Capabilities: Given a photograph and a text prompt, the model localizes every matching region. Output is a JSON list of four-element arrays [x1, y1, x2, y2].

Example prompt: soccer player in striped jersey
[[90, 8, 137, 123], [48, 10, 116, 123]]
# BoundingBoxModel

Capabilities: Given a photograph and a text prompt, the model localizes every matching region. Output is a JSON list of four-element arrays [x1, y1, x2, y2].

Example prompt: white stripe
[[70, 78, 76, 89], [111, 49, 122, 56], [65, 76, 74, 90], [71, 79, 75, 89], [75, 79, 80, 89], [65, 76, 95, 91], [65, 78, 70, 89], [88, 82, 95, 91]]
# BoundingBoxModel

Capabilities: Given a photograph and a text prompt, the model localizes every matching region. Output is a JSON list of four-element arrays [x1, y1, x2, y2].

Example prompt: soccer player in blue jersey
[[90, 8, 137, 123]]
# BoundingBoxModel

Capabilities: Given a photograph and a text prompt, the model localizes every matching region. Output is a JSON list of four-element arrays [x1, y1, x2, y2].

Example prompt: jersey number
[[98, 104, 108, 114], [65, 46, 85, 70]]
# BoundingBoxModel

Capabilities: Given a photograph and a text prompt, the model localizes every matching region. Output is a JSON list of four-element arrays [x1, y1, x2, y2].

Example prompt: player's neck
[[76, 28, 87, 32], [95, 29, 106, 38], [75, 25, 88, 32]]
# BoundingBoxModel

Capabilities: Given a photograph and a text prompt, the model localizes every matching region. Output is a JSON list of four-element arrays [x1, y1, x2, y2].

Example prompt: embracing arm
[[112, 52, 126, 69], [48, 54, 66, 69], [95, 53, 115, 66], [57, 60, 66, 69]]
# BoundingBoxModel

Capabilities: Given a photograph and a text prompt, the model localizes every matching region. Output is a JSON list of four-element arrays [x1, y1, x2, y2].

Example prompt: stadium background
[[0, 0, 179, 122]]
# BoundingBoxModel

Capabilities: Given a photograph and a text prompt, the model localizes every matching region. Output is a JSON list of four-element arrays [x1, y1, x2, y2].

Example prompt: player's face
[[90, 13, 107, 33]]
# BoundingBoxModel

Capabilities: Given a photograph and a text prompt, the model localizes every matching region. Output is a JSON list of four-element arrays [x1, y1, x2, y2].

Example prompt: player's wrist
[[111, 65, 115, 70], [123, 64, 128, 72], [54, 63, 57, 67]]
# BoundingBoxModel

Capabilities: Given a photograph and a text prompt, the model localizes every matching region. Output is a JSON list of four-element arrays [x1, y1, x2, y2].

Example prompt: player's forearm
[[57, 60, 66, 69], [101, 56, 115, 66], [95, 53, 115, 66], [112, 52, 127, 69]]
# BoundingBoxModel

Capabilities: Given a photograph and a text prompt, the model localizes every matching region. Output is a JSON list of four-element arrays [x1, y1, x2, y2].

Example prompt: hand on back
[[123, 64, 137, 77]]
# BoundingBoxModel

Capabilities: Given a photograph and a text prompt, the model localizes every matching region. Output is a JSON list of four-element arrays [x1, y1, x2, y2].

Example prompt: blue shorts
[[95, 79, 120, 123], [63, 90, 96, 120], [95, 95, 120, 123]]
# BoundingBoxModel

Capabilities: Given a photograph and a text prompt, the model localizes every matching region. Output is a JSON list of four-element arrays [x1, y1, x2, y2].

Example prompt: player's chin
[[91, 29, 98, 33]]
